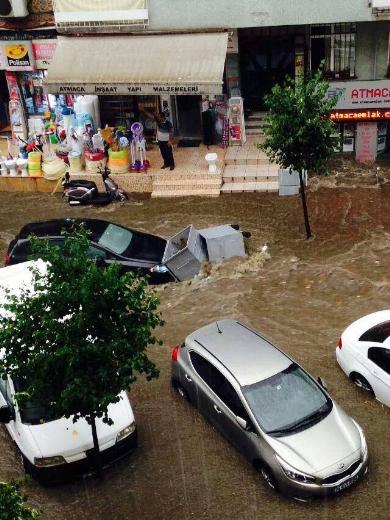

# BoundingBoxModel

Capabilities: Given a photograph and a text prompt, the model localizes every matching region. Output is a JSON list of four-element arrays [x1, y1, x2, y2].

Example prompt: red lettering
[[382, 88, 389, 97], [374, 89, 382, 97], [351, 89, 359, 99], [366, 89, 374, 97]]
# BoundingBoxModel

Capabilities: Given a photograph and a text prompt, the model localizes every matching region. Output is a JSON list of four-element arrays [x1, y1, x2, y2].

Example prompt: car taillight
[[171, 345, 180, 362], [4, 255, 11, 266], [337, 337, 342, 349]]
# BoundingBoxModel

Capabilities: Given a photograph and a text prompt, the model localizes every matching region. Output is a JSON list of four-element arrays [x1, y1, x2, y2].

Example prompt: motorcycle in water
[[62, 166, 128, 206]]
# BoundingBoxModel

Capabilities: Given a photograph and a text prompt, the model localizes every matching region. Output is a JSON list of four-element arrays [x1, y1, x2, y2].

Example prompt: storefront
[[45, 33, 229, 145], [237, 26, 306, 112], [0, 33, 57, 138], [327, 80, 390, 159]]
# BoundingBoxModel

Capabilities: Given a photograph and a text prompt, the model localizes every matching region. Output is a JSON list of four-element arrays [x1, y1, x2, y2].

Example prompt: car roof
[[343, 310, 390, 341], [16, 218, 112, 239], [186, 319, 291, 386]]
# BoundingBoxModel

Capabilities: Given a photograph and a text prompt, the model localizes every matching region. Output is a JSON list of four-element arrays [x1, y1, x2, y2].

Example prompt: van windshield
[[13, 378, 59, 425], [242, 363, 332, 436]]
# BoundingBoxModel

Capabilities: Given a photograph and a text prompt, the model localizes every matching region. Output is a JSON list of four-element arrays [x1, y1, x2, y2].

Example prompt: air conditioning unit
[[0, 0, 28, 17]]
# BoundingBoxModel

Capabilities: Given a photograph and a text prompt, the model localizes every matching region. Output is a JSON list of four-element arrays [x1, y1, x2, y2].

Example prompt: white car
[[336, 310, 390, 407], [0, 261, 137, 484]]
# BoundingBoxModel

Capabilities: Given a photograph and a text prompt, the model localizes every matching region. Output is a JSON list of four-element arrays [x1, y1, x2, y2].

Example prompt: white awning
[[45, 33, 228, 95]]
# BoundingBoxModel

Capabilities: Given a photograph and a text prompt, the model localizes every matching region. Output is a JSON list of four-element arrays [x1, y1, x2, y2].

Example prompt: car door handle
[[213, 404, 222, 414], [185, 374, 192, 383]]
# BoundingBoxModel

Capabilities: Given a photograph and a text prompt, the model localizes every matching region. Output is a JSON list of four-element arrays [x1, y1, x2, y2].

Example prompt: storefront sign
[[47, 83, 223, 95], [4, 41, 34, 71], [355, 122, 378, 163], [32, 40, 57, 69], [330, 109, 390, 121], [327, 80, 390, 110]]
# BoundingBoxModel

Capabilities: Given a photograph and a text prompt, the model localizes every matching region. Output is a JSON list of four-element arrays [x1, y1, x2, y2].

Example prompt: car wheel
[[257, 462, 278, 492], [172, 379, 189, 401], [351, 373, 375, 395]]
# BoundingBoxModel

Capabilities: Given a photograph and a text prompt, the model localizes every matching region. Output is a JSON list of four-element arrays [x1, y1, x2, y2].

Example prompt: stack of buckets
[[107, 148, 129, 174], [28, 151, 42, 177], [85, 150, 106, 174]]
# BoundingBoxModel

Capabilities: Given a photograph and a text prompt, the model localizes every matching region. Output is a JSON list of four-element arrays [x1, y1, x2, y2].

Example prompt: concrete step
[[221, 181, 278, 193], [152, 188, 220, 198], [247, 111, 268, 121], [153, 178, 221, 188], [245, 128, 265, 136], [245, 120, 263, 129]]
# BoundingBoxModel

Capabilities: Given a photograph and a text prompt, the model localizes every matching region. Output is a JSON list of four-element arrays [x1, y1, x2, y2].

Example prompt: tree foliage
[[260, 69, 339, 174], [0, 226, 163, 463], [0, 481, 39, 520]]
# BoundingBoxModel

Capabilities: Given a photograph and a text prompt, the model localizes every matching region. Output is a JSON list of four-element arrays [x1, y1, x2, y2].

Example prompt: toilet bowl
[[17, 157, 29, 177], [0, 159, 7, 176], [205, 152, 218, 174], [5, 159, 17, 177]]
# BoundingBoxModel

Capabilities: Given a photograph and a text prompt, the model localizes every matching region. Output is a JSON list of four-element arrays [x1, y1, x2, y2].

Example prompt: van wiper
[[267, 407, 330, 437]]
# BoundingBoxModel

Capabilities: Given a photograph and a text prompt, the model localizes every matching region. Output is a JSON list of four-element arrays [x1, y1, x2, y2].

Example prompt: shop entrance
[[174, 95, 202, 139], [239, 29, 295, 111]]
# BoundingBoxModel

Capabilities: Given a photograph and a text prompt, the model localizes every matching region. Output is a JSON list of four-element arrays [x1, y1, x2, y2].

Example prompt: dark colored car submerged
[[5, 218, 175, 284]]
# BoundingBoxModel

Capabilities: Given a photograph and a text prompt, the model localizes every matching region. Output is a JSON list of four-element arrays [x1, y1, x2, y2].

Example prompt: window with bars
[[310, 23, 356, 79]]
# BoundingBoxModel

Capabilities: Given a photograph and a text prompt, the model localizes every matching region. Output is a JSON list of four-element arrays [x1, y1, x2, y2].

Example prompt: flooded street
[[0, 184, 389, 519]]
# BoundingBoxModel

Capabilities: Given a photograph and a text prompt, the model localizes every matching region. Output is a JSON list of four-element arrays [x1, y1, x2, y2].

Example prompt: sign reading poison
[[5, 42, 34, 71]]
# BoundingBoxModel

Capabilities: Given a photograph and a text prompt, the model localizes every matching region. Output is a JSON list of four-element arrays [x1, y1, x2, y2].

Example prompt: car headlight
[[352, 419, 368, 458], [116, 422, 136, 443], [34, 455, 66, 467], [150, 264, 168, 274], [275, 454, 315, 484]]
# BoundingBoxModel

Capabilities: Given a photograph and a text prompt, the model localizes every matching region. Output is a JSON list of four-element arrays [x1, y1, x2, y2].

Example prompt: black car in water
[[5, 218, 174, 284]]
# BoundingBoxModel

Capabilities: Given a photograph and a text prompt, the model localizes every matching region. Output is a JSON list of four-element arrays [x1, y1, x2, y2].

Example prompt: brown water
[[0, 186, 389, 520]]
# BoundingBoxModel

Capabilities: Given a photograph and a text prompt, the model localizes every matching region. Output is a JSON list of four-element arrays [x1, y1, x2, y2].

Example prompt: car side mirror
[[0, 405, 14, 423], [317, 377, 328, 391], [236, 416, 248, 430]]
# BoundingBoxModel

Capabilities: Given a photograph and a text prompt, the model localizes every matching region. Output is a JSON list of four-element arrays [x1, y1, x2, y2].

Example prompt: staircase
[[245, 111, 269, 137], [221, 135, 279, 193], [151, 171, 222, 198]]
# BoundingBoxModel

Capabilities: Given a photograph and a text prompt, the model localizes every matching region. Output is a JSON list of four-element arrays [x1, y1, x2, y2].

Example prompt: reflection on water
[[0, 188, 389, 519]]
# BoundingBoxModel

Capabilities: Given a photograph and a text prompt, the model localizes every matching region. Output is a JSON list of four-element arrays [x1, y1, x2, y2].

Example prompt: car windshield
[[242, 363, 332, 436], [97, 224, 133, 255], [13, 378, 59, 425]]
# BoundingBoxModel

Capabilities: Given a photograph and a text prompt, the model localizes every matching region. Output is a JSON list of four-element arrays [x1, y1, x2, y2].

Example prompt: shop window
[[310, 24, 356, 79]]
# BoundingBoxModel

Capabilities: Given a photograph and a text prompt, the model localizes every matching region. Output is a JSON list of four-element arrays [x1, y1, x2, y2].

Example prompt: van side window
[[189, 351, 251, 422]]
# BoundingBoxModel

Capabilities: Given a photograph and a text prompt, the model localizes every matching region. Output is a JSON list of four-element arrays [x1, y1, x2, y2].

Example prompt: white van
[[0, 261, 137, 484]]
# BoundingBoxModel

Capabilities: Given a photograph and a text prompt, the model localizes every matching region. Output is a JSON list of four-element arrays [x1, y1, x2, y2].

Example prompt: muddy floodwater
[[0, 183, 389, 520]]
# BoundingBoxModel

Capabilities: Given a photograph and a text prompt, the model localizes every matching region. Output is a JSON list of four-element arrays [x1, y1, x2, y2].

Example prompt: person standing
[[156, 112, 175, 170], [140, 106, 175, 171]]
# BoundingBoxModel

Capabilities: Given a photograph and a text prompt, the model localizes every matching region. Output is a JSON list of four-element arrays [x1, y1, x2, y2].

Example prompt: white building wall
[[148, 0, 377, 31]]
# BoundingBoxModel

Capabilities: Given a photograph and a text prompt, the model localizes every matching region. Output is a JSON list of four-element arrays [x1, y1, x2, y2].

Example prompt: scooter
[[62, 166, 128, 206]]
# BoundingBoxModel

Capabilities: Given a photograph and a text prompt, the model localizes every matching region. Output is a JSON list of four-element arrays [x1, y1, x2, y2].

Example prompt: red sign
[[330, 109, 390, 122], [32, 40, 57, 69]]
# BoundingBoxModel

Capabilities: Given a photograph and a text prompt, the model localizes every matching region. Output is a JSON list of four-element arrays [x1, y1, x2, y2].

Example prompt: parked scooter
[[62, 166, 128, 206]]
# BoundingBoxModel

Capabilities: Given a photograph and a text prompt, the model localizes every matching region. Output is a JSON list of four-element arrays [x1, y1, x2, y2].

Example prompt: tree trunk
[[90, 415, 103, 480], [299, 170, 312, 240]]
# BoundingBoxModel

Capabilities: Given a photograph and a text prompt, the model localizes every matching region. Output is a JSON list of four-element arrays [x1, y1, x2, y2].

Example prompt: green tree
[[0, 227, 163, 477], [260, 69, 339, 239], [0, 481, 38, 520]]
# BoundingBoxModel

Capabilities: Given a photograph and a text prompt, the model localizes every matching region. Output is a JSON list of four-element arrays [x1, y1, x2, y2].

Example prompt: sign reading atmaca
[[52, 83, 219, 95], [326, 80, 390, 110]]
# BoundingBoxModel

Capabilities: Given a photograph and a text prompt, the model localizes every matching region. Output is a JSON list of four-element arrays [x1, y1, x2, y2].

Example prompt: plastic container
[[28, 151, 42, 177], [162, 225, 207, 281]]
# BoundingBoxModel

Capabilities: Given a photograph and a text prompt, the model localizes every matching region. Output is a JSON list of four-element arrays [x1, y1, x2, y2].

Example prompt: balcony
[[370, 0, 390, 18], [53, 0, 149, 33]]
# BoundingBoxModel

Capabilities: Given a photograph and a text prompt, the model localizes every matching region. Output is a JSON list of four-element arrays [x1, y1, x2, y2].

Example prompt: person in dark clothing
[[140, 107, 175, 170], [157, 113, 175, 170]]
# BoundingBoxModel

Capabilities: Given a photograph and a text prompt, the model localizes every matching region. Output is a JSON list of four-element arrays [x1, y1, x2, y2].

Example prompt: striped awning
[[45, 33, 228, 95]]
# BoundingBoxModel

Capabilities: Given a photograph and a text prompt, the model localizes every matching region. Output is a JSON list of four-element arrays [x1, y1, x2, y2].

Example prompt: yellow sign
[[5, 42, 33, 70]]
